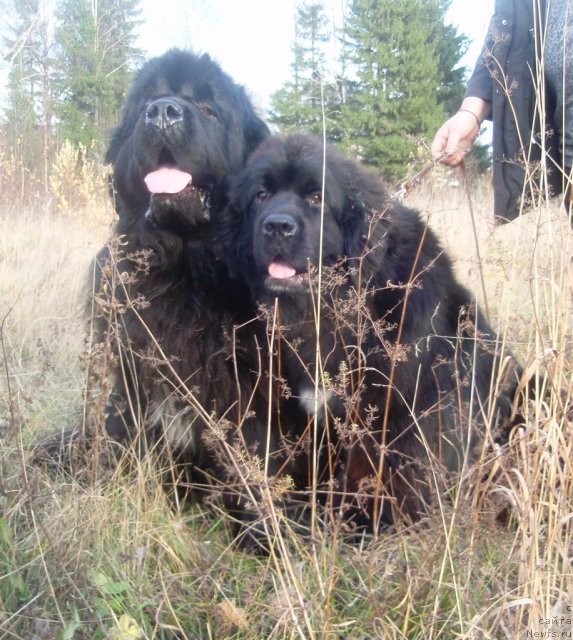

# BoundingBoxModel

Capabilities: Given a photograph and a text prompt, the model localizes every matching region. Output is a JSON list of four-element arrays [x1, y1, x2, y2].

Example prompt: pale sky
[[0, 1, 495, 118], [138, 0, 495, 113]]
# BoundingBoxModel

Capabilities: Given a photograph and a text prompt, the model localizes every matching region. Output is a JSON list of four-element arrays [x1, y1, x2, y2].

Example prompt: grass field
[[0, 176, 571, 639]]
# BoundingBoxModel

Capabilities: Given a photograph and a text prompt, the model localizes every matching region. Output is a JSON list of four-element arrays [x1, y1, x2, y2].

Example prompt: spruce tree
[[342, 0, 458, 180], [426, 0, 468, 115], [270, 0, 468, 180], [269, 2, 338, 136]]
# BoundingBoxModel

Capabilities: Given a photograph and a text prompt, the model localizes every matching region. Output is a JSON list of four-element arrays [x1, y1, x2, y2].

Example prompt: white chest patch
[[298, 385, 334, 418]]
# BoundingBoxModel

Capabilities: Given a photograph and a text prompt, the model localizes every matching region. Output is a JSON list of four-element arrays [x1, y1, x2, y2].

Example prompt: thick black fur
[[223, 134, 521, 531], [35, 49, 282, 545]]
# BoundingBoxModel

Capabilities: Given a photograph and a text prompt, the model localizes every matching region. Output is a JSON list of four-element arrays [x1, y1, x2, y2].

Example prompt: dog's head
[[224, 134, 394, 303], [106, 48, 269, 234]]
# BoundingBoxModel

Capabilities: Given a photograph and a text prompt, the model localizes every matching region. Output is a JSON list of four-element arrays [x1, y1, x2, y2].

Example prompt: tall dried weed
[[0, 128, 572, 640]]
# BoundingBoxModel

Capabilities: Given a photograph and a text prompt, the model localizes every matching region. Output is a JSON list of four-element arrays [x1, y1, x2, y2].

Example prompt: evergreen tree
[[269, 2, 340, 136], [425, 0, 468, 115], [341, 0, 463, 180], [53, 0, 142, 151], [270, 0, 468, 180]]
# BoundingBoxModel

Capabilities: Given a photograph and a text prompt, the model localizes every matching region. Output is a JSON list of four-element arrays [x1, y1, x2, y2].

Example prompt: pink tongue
[[144, 167, 192, 194], [268, 262, 296, 279]]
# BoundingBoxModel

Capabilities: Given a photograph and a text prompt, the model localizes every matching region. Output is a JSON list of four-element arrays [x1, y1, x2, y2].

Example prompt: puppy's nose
[[262, 213, 298, 239], [145, 98, 184, 129]]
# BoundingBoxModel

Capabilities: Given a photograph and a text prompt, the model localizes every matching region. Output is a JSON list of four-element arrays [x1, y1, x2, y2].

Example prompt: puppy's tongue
[[268, 261, 297, 279], [144, 167, 192, 194]]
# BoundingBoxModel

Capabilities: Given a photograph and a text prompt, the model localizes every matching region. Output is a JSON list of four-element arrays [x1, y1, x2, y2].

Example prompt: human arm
[[431, 8, 497, 166], [430, 97, 492, 166]]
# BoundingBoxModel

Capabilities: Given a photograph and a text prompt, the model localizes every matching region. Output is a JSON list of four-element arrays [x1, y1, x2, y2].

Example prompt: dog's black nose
[[145, 98, 184, 129], [262, 213, 298, 239]]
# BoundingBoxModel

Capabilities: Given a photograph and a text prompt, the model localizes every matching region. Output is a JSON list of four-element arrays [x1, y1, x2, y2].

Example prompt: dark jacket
[[466, 0, 560, 223]]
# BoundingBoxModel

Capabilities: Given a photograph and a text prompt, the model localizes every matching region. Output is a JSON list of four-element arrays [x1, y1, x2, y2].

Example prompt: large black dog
[[36, 49, 281, 540], [223, 134, 521, 531]]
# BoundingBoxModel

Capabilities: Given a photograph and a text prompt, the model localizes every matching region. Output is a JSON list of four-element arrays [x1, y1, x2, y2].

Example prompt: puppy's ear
[[341, 183, 396, 289], [341, 188, 369, 259]]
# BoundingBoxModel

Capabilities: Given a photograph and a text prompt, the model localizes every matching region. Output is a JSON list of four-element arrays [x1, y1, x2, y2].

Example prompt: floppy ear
[[104, 81, 144, 166], [338, 157, 391, 261], [223, 94, 269, 173], [105, 124, 125, 166], [339, 168, 396, 289], [242, 110, 270, 159], [341, 188, 369, 259]]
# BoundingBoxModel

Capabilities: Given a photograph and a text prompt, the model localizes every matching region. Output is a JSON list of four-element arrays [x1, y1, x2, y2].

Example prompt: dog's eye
[[307, 192, 322, 206], [198, 104, 216, 118], [255, 190, 269, 202]]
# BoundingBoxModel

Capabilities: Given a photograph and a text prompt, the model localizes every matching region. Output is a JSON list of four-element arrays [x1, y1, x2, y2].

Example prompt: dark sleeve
[[464, 16, 496, 109]]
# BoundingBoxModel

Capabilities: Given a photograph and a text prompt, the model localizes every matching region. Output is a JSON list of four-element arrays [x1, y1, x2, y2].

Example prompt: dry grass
[[0, 173, 572, 639]]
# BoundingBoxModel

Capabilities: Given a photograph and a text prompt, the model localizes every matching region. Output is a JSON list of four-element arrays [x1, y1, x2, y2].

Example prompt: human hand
[[430, 109, 482, 166]]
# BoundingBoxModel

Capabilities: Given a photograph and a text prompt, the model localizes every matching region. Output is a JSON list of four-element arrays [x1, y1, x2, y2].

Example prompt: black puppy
[[223, 134, 521, 530]]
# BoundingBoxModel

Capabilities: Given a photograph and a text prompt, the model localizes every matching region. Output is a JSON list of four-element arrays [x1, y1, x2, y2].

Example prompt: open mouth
[[144, 151, 213, 229], [265, 259, 307, 292]]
